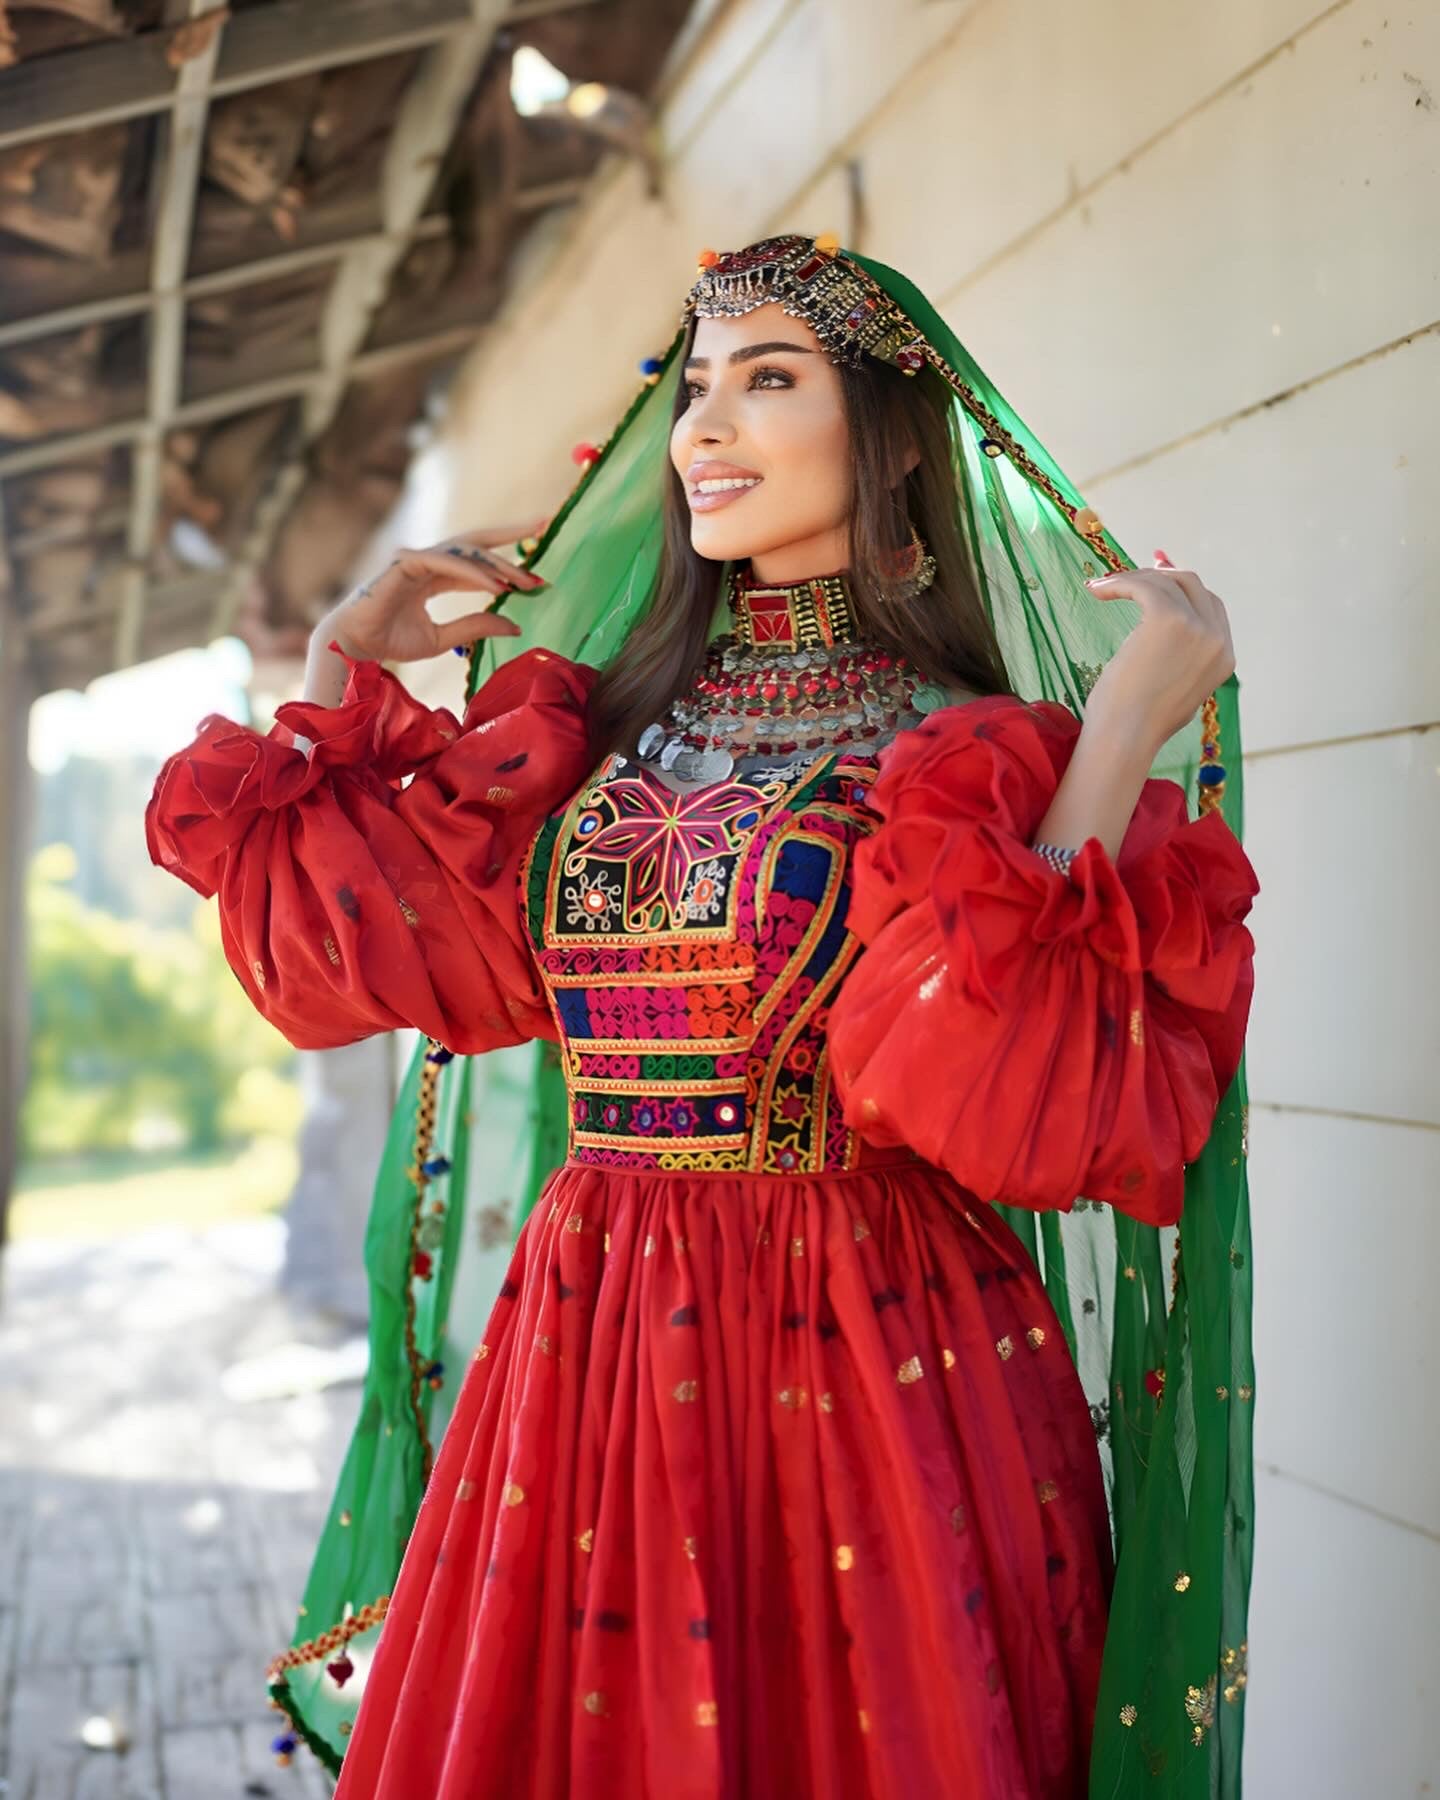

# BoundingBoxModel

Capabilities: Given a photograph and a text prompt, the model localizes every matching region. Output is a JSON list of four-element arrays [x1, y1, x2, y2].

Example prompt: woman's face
[[668, 301, 853, 582]]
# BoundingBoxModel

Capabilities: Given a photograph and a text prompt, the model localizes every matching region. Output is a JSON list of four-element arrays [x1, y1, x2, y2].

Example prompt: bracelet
[[1032, 840, 1080, 876]]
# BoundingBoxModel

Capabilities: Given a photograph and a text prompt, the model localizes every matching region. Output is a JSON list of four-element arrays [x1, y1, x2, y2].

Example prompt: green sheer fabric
[[268, 245, 1252, 1793]]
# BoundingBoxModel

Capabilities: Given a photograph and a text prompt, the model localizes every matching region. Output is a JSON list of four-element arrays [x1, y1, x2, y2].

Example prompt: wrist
[[314, 608, 367, 661], [1079, 696, 1166, 773]]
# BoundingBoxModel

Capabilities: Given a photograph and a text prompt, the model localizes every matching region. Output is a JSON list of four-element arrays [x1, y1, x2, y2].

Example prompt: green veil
[[266, 244, 1253, 1795]]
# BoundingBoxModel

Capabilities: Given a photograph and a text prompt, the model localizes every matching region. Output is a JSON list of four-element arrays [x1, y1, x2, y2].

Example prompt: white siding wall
[[413, 2, 1439, 1786]]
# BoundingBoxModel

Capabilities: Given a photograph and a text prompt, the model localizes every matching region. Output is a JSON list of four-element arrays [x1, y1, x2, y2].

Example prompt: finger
[[409, 548, 533, 596], [1084, 567, 1165, 604], [1158, 567, 1223, 626], [1086, 566, 1200, 619], [438, 539, 547, 587], [434, 610, 521, 651]]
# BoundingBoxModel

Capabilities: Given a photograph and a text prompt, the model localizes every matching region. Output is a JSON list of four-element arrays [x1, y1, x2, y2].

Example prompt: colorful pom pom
[[696, 248, 719, 269], [639, 356, 663, 376], [571, 441, 600, 467], [421, 1155, 451, 1177], [813, 232, 840, 255]]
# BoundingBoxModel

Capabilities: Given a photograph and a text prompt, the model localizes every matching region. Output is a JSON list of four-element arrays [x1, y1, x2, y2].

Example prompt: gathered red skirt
[[332, 1156, 1114, 1800]]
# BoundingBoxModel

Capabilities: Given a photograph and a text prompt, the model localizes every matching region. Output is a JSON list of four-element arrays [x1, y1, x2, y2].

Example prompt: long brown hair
[[586, 313, 1013, 762]]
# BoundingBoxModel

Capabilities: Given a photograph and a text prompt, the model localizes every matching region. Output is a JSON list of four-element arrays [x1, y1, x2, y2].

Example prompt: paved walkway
[[0, 1218, 359, 1799]]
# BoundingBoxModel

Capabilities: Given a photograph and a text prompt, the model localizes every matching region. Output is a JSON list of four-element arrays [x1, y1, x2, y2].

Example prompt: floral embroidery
[[683, 857, 729, 920], [565, 867, 622, 932], [561, 766, 779, 933]]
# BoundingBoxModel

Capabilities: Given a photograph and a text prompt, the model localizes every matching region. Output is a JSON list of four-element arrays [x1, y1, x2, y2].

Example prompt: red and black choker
[[727, 563, 863, 650]]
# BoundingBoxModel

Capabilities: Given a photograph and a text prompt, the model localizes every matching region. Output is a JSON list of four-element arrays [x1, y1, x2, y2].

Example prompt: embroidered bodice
[[521, 746, 906, 1175]]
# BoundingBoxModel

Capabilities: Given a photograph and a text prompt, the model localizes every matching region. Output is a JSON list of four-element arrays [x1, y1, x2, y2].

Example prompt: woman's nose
[[687, 394, 734, 445]]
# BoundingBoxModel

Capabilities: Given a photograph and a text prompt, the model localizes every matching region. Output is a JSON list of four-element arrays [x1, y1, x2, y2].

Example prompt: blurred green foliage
[[23, 842, 300, 1161]]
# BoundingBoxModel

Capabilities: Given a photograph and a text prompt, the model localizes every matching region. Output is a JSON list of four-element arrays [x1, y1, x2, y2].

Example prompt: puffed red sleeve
[[145, 646, 597, 1053], [826, 695, 1259, 1226]]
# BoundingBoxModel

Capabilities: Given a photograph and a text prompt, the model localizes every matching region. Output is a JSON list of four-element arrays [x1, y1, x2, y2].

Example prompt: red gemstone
[[413, 1249, 433, 1280]]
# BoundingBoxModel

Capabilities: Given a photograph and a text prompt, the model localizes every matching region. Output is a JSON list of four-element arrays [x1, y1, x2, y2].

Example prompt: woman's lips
[[689, 478, 764, 513]]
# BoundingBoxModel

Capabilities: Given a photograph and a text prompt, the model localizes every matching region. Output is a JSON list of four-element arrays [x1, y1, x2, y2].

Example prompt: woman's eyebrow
[[683, 340, 816, 370]]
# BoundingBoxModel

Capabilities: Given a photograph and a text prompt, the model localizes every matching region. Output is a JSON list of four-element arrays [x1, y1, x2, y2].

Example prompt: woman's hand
[[320, 518, 552, 664], [1083, 552, 1235, 756]]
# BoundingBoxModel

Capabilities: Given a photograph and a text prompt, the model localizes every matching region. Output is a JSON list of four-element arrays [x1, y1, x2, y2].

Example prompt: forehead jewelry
[[682, 232, 929, 374]]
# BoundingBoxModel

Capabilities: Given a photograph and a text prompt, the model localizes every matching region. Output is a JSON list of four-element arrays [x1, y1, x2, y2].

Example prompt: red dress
[[146, 648, 1257, 1799]]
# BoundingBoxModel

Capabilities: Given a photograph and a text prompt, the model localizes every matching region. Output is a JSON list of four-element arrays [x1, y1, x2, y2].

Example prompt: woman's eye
[[683, 367, 793, 400]]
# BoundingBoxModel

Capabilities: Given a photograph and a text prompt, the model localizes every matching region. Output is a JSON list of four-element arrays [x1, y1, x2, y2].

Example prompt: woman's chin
[[687, 514, 784, 564]]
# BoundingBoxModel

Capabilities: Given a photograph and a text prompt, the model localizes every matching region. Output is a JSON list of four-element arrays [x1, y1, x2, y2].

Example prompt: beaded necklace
[[629, 563, 950, 789]]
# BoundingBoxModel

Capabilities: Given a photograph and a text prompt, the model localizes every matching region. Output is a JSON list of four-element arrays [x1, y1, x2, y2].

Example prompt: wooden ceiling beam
[[116, 0, 231, 675], [0, 0, 472, 153], [0, 421, 142, 483], [210, 0, 473, 97], [0, 35, 175, 154], [8, 504, 133, 559], [0, 218, 452, 353], [0, 317, 500, 484]]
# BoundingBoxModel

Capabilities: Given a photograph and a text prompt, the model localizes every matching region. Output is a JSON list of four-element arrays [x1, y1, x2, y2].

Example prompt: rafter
[[0, 0, 602, 153], [0, 0, 468, 153], [114, 0, 230, 673], [0, 217, 452, 353], [0, 318, 498, 485]]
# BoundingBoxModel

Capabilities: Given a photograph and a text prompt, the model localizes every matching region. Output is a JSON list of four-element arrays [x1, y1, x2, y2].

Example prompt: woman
[[147, 236, 1258, 1798]]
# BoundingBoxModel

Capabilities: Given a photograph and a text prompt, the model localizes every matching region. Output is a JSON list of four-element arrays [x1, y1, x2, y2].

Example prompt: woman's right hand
[[320, 518, 551, 663]]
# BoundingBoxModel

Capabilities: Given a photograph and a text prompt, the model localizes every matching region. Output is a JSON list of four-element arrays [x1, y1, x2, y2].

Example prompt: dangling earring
[[878, 522, 937, 601]]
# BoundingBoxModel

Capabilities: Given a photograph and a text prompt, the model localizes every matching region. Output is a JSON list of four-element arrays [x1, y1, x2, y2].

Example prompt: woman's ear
[[886, 437, 922, 488]]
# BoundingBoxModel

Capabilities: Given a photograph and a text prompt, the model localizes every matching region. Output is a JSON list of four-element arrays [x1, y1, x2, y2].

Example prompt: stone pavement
[[0, 1217, 360, 1800]]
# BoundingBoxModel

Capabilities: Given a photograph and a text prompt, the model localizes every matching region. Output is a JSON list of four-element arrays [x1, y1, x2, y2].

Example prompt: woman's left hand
[[1082, 551, 1235, 752]]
